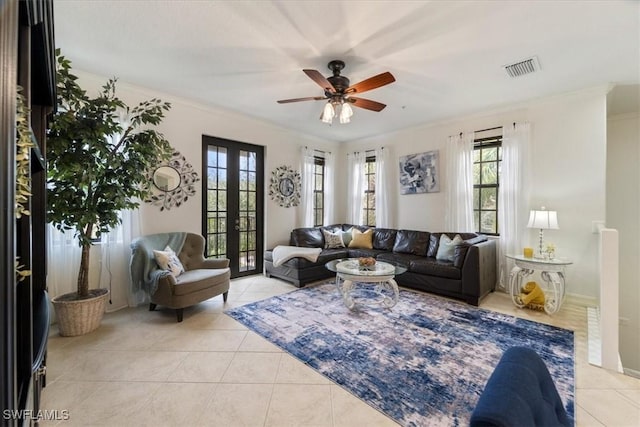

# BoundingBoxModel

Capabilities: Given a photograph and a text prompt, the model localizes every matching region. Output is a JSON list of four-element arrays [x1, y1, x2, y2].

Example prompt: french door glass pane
[[204, 137, 262, 277], [206, 146, 227, 258]]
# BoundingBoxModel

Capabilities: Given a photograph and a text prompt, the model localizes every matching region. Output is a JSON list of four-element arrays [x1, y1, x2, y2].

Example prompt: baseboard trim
[[565, 292, 597, 307], [623, 367, 640, 379]]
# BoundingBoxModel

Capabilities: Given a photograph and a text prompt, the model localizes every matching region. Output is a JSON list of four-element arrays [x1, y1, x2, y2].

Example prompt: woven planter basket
[[52, 288, 109, 337]]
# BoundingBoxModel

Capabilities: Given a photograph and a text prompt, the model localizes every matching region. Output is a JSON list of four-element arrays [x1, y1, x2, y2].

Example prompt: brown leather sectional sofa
[[264, 224, 497, 306]]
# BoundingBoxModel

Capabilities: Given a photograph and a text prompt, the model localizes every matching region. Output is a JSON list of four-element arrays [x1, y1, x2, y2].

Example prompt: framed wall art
[[144, 150, 200, 211], [269, 165, 301, 208], [399, 150, 440, 194]]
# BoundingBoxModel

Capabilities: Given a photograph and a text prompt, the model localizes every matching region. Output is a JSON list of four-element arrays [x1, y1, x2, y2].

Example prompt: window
[[313, 156, 325, 227], [473, 135, 502, 235], [362, 155, 376, 226]]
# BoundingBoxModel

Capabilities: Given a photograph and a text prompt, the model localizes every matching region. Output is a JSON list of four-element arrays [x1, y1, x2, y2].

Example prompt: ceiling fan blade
[[346, 72, 395, 94], [303, 69, 336, 93], [348, 97, 387, 112], [277, 96, 326, 104]]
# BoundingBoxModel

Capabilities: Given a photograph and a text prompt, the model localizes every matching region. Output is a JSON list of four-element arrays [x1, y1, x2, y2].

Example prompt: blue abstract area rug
[[225, 283, 574, 427]]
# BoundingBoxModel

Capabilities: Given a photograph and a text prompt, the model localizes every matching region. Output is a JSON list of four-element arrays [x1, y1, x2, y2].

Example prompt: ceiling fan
[[277, 60, 395, 124]]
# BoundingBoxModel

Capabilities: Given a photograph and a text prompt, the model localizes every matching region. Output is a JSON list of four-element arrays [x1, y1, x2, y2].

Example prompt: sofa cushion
[[453, 243, 471, 268], [427, 233, 440, 257], [372, 228, 398, 251], [347, 248, 387, 259], [377, 252, 425, 268], [321, 224, 343, 234], [322, 229, 345, 249], [174, 268, 229, 295], [349, 228, 374, 249], [290, 227, 324, 248], [409, 258, 461, 280], [392, 230, 430, 256]]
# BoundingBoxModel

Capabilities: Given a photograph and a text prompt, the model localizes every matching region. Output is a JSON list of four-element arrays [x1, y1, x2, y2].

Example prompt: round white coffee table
[[325, 258, 407, 310]]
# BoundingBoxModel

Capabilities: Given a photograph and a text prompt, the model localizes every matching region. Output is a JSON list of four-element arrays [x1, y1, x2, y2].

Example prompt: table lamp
[[527, 207, 559, 259]]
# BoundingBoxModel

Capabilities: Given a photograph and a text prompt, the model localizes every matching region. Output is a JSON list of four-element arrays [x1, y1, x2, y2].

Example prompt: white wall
[[72, 69, 608, 304], [75, 70, 339, 250], [340, 87, 609, 299], [527, 88, 607, 299], [71, 70, 338, 310], [607, 112, 640, 373]]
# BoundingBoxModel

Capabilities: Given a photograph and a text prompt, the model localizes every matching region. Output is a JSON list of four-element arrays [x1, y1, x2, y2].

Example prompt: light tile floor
[[41, 275, 640, 426]]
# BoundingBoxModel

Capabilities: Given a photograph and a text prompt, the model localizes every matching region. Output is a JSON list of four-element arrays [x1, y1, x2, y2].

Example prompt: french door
[[202, 136, 264, 278]]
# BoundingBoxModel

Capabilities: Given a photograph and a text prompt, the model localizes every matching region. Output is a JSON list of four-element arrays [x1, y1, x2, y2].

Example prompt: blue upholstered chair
[[470, 347, 572, 427]]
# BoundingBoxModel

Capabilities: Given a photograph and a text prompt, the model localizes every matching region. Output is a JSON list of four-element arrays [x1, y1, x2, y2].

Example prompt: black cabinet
[[1, 0, 55, 425]]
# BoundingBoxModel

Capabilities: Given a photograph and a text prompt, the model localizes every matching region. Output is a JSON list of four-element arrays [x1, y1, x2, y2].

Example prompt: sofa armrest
[[461, 239, 497, 304]]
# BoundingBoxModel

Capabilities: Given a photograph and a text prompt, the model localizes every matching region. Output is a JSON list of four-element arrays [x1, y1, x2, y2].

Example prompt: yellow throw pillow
[[348, 228, 374, 249]]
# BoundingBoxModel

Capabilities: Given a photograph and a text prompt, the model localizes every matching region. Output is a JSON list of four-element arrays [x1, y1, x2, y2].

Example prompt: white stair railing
[[588, 224, 622, 372]]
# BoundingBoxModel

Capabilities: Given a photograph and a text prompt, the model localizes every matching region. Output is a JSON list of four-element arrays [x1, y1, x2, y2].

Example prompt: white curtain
[[347, 151, 366, 225], [374, 147, 393, 228], [445, 132, 475, 231], [46, 209, 142, 313], [300, 146, 315, 227], [47, 226, 82, 300], [100, 209, 142, 310], [498, 122, 531, 290], [323, 150, 336, 225]]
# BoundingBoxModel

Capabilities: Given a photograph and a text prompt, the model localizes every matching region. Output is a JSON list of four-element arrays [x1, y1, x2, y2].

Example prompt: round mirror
[[152, 166, 181, 192], [279, 177, 295, 196], [268, 165, 301, 208]]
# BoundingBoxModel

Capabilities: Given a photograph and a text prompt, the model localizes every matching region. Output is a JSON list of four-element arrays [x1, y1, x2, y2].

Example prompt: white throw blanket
[[272, 245, 322, 267]]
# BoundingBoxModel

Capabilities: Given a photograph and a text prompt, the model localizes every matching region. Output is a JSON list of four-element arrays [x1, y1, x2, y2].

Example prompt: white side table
[[506, 254, 572, 315]]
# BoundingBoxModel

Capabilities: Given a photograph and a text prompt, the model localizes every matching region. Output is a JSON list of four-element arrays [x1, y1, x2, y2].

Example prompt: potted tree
[[48, 50, 172, 336]]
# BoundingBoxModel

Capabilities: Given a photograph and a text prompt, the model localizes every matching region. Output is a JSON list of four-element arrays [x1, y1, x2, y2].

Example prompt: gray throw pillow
[[436, 234, 463, 261], [322, 229, 345, 249]]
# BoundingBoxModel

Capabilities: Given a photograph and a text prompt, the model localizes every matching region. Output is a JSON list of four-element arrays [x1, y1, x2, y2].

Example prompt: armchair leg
[[149, 303, 157, 311], [223, 291, 229, 302], [176, 308, 184, 322]]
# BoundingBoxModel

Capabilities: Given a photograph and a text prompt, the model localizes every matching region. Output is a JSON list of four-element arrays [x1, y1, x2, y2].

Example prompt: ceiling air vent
[[504, 56, 540, 78]]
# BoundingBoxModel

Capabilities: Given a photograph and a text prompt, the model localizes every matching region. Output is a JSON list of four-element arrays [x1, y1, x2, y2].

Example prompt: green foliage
[[15, 88, 33, 281], [47, 49, 172, 297], [16, 87, 33, 219]]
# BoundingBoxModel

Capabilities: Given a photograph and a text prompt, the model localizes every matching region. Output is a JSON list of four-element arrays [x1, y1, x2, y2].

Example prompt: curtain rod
[[304, 146, 332, 155], [454, 123, 516, 138], [349, 147, 383, 155], [475, 125, 503, 133]]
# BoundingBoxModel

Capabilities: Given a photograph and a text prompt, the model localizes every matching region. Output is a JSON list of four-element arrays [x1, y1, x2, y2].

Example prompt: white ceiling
[[53, 0, 639, 143]]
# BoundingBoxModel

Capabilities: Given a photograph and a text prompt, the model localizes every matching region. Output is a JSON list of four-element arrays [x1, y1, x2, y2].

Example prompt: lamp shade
[[527, 209, 559, 229], [320, 102, 335, 124], [339, 102, 353, 124]]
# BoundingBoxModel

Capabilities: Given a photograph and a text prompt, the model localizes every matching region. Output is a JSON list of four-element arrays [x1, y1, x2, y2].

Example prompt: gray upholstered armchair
[[130, 232, 230, 322]]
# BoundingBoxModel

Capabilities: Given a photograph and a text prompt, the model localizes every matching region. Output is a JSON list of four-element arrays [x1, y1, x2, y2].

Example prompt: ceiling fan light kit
[[320, 98, 354, 125], [278, 60, 395, 125]]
